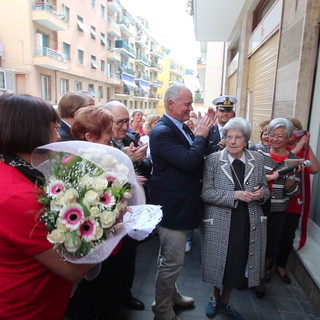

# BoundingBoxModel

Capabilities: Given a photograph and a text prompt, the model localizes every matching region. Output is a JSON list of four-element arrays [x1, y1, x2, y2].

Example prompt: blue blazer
[[206, 124, 221, 154], [149, 115, 207, 230], [58, 120, 74, 142]]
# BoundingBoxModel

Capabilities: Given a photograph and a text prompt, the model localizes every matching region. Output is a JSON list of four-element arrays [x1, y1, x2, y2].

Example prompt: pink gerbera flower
[[48, 181, 65, 196], [100, 191, 116, 207], [78, 219, 97, 241], [59, 204, 84, 230]]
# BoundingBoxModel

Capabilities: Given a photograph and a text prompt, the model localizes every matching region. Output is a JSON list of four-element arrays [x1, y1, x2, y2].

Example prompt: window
[[0, 71, 5, 89], [252, 0, 277, 30], [98, 86, 103, 99], [88, 84, 95, 97], [77, 15, 86, 33], [63, 42, 70, 60], [75, 81, 82, 92], [60, 78, 69, 95], [90, 26, 97, 39], [100, 60, 106, 73], [100, 4, 105, 18], [91, 55, 98, 69], [40, 75, 51, 101], [90, 0, 95, 8], [61, 4, 70, 23], [78, 49, 84, 65], [100, 33, 107, 46]]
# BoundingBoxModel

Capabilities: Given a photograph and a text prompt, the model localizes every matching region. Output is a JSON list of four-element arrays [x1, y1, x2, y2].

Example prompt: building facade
[[192, 0, 320, 310], [0, 0, 177, 114]]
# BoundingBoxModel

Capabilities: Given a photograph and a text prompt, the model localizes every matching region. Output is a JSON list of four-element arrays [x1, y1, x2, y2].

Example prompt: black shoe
[[276, 268, 292, 284], [254, 288, 265, 299], [123, 296, 145, 310], [264, 270, 271, 283]]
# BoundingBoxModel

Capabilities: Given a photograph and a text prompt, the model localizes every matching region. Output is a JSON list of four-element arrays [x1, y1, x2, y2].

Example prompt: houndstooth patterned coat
[[201, 148, 270, 289]]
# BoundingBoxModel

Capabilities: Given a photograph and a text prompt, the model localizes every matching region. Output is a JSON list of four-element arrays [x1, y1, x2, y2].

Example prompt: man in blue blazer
[[150, 84, 214, 320]]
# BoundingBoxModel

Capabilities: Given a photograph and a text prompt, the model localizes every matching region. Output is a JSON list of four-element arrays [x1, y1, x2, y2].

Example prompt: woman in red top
[[0, 94, 95, 320], [274, 118, 320, 284], [129, 109, 146, 137]]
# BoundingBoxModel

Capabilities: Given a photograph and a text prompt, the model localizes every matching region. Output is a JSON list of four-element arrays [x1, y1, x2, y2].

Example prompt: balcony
[[135, 53, 150, 67], [150, 48, 164, 59], [106, 72, 121, 85], [151, 79, 163, 88], [107, 19, 121, 38], [149, 61, 162, 73], [135, 35, 150, 50], [34, 47, 67, 71], [107, 0, 120, 13], [32, 1, 67, 31], [118, 16, 136, 38], [107, 50, 121, 62], [116, 40, 136, 59]]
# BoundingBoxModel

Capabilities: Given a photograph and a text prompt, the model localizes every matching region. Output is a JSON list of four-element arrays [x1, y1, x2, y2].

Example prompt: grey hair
[[131, 109, 144, 117], [267, 118, 294, 138], [222, 117, 252, 142], [164, 84, 190, 109]]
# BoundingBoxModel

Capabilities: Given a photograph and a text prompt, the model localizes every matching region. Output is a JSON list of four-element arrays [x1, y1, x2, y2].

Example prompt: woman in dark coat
[[201, 117, 270, 320]]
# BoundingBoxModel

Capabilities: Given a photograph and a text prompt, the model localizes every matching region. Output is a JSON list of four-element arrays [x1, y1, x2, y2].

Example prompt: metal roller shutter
[[247, 31, 279, 143]]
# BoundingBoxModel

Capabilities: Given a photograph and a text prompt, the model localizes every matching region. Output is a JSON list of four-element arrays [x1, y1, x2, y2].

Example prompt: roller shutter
[[228, 72, 237, 98], [247, 31, 279, 143]]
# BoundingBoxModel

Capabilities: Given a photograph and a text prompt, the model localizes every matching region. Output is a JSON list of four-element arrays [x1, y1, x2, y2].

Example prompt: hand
[[234, 190, 255, 202], [252, 185, 264, 200], [124, 142, 148, 163], [218, 138, 226, 150], [136, 175, 148, 185], [194, 115, 215, 138]]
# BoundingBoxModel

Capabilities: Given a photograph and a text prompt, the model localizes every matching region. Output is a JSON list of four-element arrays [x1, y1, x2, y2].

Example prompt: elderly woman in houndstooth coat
[[201, 117, 270, 320]]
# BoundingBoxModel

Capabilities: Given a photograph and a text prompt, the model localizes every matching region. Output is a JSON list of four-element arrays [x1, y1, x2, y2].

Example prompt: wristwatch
[[286, 175, 295, 180]]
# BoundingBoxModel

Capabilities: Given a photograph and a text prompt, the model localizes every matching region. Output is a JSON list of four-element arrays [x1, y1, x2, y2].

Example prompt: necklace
[[230, 161, 244, 191]]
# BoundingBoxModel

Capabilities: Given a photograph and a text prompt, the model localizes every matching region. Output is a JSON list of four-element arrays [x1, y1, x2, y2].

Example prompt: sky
[[119, 0, 200, 70]]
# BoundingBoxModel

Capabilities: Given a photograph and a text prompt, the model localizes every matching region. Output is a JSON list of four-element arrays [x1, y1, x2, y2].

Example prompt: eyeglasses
[[225, 135, 245, 141], [114, 118, 130, 127], [268, 133, 286, 140]]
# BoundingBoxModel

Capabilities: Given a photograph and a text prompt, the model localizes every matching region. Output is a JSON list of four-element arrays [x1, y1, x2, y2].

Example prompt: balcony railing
[[32, 0, 67, 21], [34, 47, 67, 61]]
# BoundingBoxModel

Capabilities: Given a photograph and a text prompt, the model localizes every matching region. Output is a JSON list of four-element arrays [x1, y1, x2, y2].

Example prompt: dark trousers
[[266, 211, 286, 258], [70, 236, 138, 319], [276, 212, 301, 268]]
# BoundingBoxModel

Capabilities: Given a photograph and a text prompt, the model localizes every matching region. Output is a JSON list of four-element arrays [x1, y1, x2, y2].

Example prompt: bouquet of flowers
[[39, 150, 132, 258]]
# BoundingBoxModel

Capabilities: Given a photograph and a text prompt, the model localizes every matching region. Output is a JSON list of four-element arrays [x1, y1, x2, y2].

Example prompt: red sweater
[[0, 162, 72, 320]]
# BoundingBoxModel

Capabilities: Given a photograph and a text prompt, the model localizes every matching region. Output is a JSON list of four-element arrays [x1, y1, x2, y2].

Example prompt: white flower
[[92, 176, 108, 190], [100, 210, 117, 228], [47, 229, 65, 244], [56, 218, 69, 232], [84, 190, 99, 205], [95, 226, 104, 239], [79, 174, 92, 188], [64, 232, 82, 253], [89, 206, 101, 217]]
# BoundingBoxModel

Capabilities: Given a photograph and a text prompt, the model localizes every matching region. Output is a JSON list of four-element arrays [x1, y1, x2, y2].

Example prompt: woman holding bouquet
[[0, 94, 95, 320]]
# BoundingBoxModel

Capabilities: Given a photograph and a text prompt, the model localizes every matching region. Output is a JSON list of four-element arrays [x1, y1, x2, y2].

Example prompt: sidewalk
[[124, 228, 320, 320]]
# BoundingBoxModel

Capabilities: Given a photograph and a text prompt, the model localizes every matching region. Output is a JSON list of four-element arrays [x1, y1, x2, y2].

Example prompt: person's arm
[[34, 247, 96, 283], [308, 148, 320, 174]]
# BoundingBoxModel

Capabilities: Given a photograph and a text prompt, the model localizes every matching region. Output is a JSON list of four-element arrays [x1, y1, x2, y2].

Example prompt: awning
[[77, 20, 87, 33], [122, 79, 138, 89], [139, 85, 149, 93]]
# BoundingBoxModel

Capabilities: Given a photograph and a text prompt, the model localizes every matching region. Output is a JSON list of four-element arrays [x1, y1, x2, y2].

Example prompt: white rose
[[50, 198, 63, 212], [90, 206, 101, 217], [47, 229, 65, 244], [56, 218, 69, 232], [95, 226, 104, 239], [92, 177, 108, 190], [84, 190, 99, 205], [79, 174, 92, 188], [64, 232, 81, 253], [100, 211, 116, 228]]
